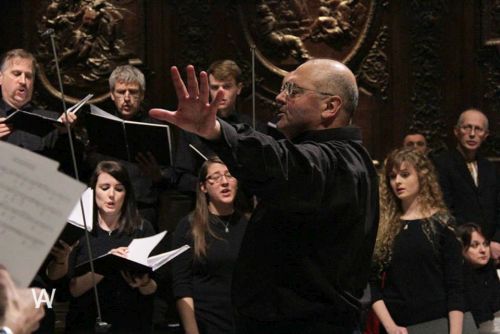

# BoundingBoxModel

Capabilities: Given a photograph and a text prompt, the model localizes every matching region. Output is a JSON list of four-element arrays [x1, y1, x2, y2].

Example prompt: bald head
[[299, 59, 358, 120], [456, 109, 489, 131]]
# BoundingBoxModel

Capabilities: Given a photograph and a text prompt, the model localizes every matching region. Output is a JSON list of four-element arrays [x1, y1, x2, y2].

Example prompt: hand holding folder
[[74, 231, 190, 276]]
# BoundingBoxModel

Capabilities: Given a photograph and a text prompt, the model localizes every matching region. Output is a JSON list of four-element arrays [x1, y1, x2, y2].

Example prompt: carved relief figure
[[256, 2, 310, 61], [38, 0, 131, 88], [255, 0, 368, 61]]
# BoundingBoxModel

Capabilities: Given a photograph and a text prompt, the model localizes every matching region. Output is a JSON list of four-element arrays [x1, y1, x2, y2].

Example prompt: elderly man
[[151, 58, 378, 334], [433, 109, 500, 261]]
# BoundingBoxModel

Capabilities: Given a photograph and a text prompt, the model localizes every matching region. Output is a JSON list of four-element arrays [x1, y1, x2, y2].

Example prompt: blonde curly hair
[[373, 148, 450, 271]]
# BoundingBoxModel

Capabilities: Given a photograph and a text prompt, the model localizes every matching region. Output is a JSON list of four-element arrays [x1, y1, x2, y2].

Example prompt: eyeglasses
[[280, 81, 334, 98], [205, 171, 234, 184], [459, 124, 486, 135]]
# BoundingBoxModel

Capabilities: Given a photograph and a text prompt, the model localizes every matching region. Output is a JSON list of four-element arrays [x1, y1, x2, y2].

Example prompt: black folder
[[3, 110, 59, 137], [86, 105, 173, 166]]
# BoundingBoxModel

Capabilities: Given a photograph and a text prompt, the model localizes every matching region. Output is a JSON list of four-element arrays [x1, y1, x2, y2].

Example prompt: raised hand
[[149, 65, 224, 140]]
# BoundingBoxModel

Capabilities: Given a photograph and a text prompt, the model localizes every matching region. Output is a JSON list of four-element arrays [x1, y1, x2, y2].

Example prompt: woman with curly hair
[[172, 156, 249, 334], [371, 148, 465, 334]]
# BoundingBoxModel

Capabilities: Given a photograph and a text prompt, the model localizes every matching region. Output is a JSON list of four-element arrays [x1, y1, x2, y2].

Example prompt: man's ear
[[321, 95, 342, 121], [110, 91, 116, 102], [236, 82, 243, 95]]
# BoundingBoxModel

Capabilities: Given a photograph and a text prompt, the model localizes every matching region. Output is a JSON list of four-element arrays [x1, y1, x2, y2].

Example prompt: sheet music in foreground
[[0, 141, 86, 287]]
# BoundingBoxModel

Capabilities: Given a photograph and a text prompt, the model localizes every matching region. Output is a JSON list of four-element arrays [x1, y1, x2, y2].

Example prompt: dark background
[[0, 0, 499, 163]]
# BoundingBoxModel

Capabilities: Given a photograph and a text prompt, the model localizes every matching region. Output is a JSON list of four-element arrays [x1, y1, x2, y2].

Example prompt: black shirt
[[206, 121, 379, 326], [172, 212, 248, 334], [463, 260, 500, 326], [371, 214, 465, 326], [0, 100, 79, 176], [66, 220, 156, 334]]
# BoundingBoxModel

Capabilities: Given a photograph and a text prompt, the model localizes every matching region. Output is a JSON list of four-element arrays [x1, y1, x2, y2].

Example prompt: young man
[[403, 132, 428, 154], [174, 60, 264, 194], [151, 59, 379, 334]]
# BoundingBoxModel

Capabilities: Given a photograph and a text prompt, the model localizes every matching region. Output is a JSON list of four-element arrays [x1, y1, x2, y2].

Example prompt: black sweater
[[172, 212, 248, 334], [463, 260, 500, 326], [371, 215, 465, 326]]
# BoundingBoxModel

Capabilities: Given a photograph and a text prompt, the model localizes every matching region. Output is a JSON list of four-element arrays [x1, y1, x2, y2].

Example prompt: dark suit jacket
[[433, 148, 500, 242]]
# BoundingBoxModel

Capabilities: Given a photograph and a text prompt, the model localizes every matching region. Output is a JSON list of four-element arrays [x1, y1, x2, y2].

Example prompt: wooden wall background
[[0, 0, 498, 163]]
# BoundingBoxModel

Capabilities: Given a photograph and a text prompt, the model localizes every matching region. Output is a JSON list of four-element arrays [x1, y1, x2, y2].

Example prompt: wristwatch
[[0, 326, 13, 334]]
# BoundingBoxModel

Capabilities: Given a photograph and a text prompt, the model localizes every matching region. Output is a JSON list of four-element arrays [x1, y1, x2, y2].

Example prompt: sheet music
[[90, 104, 122, 121], [67, 94, 93, 114], [67, 188, 93, 231], [0, 141, 86, 287], [126, 231, 167, 264]]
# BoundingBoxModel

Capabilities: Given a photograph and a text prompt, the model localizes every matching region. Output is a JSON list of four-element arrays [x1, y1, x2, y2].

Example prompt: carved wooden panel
[[32, 0, 145, 104]]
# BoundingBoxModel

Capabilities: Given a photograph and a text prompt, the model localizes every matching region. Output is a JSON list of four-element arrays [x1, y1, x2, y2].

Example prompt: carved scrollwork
[[173, 0, 212, 69], [407, 0, 448, 151], [357, 25, 389, 101]]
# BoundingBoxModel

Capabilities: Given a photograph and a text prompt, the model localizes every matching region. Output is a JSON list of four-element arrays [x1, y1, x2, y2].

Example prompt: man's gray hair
[[109, 65, 145, 92]]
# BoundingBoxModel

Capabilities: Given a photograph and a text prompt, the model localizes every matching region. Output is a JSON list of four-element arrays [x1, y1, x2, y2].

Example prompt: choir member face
[[389, 161, 420, 205], [95, 172, 126, 218], [463, 231, 490, 268], [208, 75, 242, 118], [403, 134, 428, 154], [201, 162, 237, 209], [454, 110, 489, 156], [275, 63, 325, 139], [111, 81, 143, 120], [0, 57, 34, 109]]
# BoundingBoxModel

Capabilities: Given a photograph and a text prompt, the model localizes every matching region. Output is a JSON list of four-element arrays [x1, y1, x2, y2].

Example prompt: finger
[[209, 89, 225, 113], [199, 71, 210, 104], [171, 66, 188, 99], [186, 65, 200, 98], [149, 108, 177, 125], [58, 240, 70, 249]]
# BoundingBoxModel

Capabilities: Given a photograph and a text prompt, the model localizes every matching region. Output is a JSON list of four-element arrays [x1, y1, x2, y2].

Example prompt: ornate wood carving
[[239, 0, 376, 76], [173, 0, 212, 69], [407, 1, 448, 151], [35, 0, 144, 104], [357, 25, 389, 101], [478, 0, 500, 155]]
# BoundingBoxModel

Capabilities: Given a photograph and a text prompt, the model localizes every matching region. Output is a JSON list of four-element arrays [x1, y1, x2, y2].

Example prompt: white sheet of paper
[[147, 245, 190, 271], [66, 187, 93, 231], [0, 141, 86, 287], [90, 104, 122, 121], [126, 230, 167, 265]]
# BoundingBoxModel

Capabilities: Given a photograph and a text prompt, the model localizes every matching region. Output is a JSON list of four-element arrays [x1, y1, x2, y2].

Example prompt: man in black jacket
[[0, 48, 78, 175], [151, 59, 379, 334], [433, 109, 500, 262]]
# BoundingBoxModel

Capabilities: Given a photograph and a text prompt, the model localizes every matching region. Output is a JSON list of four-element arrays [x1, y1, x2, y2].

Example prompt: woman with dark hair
[[52, 160, 157, 333], [172, 157, 248, 334], [456, 223, 500, 331], [371, 148, 465, 334]]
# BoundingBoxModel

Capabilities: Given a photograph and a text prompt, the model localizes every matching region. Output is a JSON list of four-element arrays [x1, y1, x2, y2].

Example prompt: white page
[[90, 104, 122, 121], [66, 187, 93, 231], [67, 94, 93, 114], [0, 141, 86, 287], [147, 245, 190, 271], [126, 230, 167, 265]]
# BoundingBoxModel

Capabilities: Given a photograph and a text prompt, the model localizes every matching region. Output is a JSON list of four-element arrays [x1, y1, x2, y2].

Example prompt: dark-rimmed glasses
[[280, 81, 334, 98]]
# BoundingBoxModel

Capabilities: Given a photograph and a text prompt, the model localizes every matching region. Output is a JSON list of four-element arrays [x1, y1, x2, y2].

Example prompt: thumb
[[149, 108, 176, 124]]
